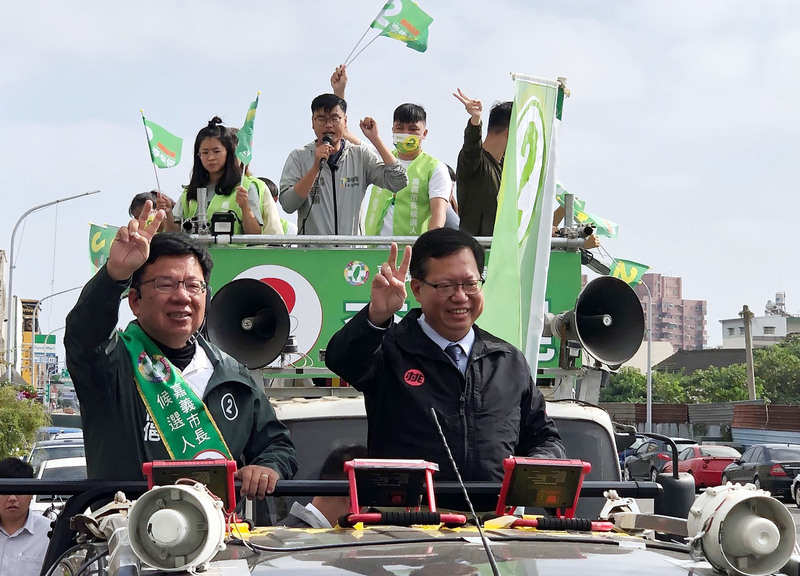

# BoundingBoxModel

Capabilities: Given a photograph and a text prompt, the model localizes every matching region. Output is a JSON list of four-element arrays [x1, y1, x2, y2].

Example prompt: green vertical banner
[[480, 75, 562, 372], [89, 223, 118, 274], [610, 258, 649, 286]]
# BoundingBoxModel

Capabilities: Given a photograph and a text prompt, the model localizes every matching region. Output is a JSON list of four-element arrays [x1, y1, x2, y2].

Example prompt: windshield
[[767, 447, 800, 461], [699, 446, 740, 458], [41, 465, 86, 480], [30, 445, 85, 470]]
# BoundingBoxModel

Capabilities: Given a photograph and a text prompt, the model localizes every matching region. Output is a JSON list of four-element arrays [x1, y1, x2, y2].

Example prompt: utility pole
[[741, 305, 757, 400]]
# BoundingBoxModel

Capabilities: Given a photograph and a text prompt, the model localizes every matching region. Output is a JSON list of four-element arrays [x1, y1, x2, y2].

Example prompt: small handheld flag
[[141, 113, 182, 169], [370, 1, 433, 52], [235, 93, 260, 167]]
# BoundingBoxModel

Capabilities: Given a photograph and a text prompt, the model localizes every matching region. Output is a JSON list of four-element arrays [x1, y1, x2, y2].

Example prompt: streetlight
[[31, 287, 83, 394], [5, 191, 100, 381]]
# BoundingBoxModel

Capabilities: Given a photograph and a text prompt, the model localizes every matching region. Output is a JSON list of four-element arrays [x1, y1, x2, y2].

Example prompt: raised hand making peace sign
[[368, 242, 412, 327], [107, 200, 166, 282]]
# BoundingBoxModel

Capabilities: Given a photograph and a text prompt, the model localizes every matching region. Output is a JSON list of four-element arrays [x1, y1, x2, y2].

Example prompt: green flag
[[370, 1, 433, 52], [142, 116, 182, 169], [555, 183, 618, 238], [610, 258, 649, 286], [481, 75, 562, 371], [89, 223, 119, 274], [235, 93, 259, 167]]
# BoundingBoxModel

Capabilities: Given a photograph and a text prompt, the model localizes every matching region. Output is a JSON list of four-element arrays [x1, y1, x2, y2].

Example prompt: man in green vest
[[65, 202, 297, 499], [364, 103, 450, 236]]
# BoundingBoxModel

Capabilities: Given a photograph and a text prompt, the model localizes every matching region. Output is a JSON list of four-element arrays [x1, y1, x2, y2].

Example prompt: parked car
[[623, 437, 697, 481], [34, 426, 82, 442], [721, 443, 800, 500], [26, 438, 85, 474], [30, 456, 87, 515], [662, 444, 741, 490], [790, 473, 800, 507], [617, 433, 647, 470]]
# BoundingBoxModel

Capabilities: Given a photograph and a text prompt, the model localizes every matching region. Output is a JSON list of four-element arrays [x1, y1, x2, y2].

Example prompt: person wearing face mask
[[363, 103, 450, 236]]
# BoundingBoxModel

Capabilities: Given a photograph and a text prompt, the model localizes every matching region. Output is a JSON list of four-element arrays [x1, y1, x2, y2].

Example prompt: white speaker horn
[[128, 483, 226, 572], [687, 482, 795, 576]]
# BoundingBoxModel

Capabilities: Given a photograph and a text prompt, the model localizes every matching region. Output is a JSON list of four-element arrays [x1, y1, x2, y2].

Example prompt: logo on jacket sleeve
[[221, 393, 239, 420], [404, 369, 425, 387]]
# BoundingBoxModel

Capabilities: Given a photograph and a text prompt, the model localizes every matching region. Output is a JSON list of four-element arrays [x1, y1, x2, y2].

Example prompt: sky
[[2, 0, 799, 366]]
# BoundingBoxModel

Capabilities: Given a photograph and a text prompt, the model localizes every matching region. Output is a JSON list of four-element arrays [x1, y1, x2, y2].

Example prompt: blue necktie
[[445, 343, 462, 368]]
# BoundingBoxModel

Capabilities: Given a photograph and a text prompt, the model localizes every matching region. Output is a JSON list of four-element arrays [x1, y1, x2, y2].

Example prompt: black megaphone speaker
[[206, 278, 290, 369], [546, 275, 644, 368]]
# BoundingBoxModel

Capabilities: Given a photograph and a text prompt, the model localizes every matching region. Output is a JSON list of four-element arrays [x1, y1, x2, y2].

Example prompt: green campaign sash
[[119, 323, 233, 460]]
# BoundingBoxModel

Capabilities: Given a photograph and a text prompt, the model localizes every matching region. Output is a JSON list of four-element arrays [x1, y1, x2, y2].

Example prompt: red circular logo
[[404, 369, 425, 386]]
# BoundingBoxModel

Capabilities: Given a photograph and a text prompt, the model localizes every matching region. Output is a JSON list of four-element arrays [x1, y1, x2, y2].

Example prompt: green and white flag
[[370, 0, 433, 52], [481, 75, 563, 371], [556, 183, 619, 238], [610, 258, 649, 286], [89, 223, 119, 274], [235, 93, 259, 167], [142, 116, 182, 169]]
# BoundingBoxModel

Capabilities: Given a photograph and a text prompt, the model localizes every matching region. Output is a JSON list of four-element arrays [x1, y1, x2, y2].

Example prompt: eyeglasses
[[419, 279, 484, 297], [198, 148, 225, 158], [313, 114, 343, 126], [139, 277, 207, 294]]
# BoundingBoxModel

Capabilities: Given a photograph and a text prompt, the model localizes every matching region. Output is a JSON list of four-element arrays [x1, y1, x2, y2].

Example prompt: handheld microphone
[[320, 134, 334, 170]]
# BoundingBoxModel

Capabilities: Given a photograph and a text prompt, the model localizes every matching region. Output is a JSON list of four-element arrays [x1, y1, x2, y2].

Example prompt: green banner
[[207, 246, 581, 378], [610, 258, 649, 286], [481, 76, 560, 372], [89, 223, 118, 274]]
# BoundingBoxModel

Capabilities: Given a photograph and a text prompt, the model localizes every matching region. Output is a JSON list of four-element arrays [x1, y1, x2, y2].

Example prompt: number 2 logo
[[221, 393, 238, 421]]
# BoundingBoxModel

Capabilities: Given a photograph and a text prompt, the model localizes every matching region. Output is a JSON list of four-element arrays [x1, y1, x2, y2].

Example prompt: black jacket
[[65, 266, 298, 482], [326, 307, 565, 482]]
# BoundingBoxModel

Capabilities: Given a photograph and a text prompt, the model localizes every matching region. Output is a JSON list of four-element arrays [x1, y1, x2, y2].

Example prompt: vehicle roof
[[38, 456, 86, 470], [32, 438, 84, 448]]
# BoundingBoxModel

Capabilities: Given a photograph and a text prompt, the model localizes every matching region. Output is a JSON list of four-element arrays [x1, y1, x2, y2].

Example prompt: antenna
[[429, 408, 500, 576]]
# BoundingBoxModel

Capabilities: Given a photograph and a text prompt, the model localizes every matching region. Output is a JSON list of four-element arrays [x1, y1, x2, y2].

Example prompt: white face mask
[[393, 132, 421, 153]]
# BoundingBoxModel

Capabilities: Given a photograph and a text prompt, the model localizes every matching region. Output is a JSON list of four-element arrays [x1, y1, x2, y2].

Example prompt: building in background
[[634, 273, 707, 352], [720, 292, 800, 349]]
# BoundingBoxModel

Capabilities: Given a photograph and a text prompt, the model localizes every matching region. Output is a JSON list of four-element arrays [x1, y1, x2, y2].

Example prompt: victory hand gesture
[[369, 242, 412, 326], [453, 88, 482, 123], [106, 200, 165, 282]]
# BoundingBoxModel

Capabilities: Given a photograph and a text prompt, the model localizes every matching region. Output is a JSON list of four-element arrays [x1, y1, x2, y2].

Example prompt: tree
[[754, 341, 800, 404], [600, 367, 645, 402], [0, 385, 49, 458]]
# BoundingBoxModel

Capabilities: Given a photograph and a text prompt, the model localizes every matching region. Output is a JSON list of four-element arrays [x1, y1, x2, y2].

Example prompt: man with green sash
[[364, 103, 450, 236], [65, 203, 297, 499]]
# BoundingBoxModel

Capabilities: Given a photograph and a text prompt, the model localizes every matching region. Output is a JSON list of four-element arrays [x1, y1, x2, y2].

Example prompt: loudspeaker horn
[[206, 278, 290, 369], [545, 275, 645, 368], [687, 483, 795, 576], [128, 483, 226, 572]]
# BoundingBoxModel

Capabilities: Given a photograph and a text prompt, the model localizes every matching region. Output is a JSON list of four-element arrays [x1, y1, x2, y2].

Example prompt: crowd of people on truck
[[136, 65, 514, 240], [2, 65, 585, 576]]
